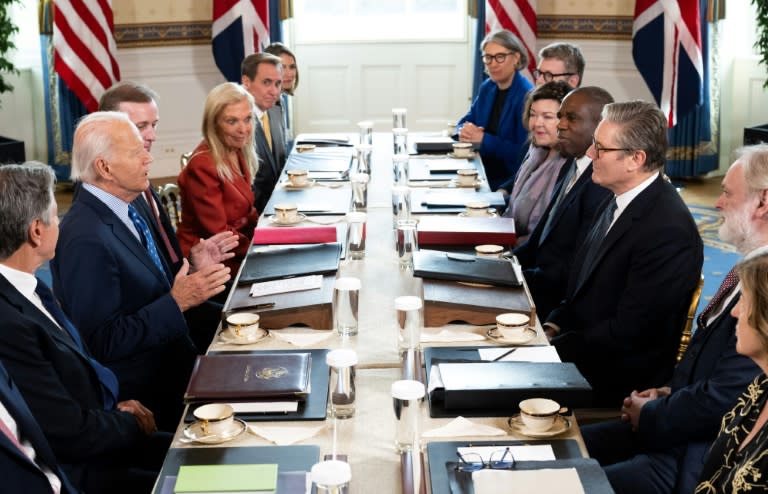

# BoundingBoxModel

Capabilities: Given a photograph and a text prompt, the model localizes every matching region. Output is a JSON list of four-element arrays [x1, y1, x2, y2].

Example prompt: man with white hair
[[51, 112, 231, 431], [581, 145, 767, 494]]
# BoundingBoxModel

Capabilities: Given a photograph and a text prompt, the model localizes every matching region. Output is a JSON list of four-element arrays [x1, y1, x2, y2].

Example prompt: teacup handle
[[200, 419, 210, 436], [557, 406, 571, 416]]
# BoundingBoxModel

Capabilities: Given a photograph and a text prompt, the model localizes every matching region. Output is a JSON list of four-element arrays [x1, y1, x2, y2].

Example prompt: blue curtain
[[471, 0, 487, 99], [665, 0, 718, 177], [269, 0, 283, 43]]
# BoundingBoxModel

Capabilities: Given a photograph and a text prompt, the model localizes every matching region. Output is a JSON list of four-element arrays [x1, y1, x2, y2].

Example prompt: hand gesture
[[171, 259, 231, 311], [188, 231, 238, 272]]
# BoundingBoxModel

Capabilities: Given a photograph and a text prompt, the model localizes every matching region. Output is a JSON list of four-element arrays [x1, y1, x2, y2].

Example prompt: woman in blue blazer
[[456, 29, 533, 190]]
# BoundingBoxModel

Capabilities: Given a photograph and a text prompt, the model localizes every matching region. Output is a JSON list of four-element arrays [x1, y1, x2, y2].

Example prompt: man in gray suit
[[241, 52, 288, 212]]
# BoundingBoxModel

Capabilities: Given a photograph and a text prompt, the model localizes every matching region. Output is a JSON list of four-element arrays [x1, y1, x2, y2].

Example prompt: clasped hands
[[118, 399, 157, 435], [620, 386, 671, 429], [458, 122, 484, 143]]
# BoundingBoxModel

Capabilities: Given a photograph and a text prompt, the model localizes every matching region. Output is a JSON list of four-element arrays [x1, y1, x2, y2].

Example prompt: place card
[[478, 346, 561, 363], [472, 468, 585, 494], [250, 275, 323, 297], [230, 401, 299, 414], [457, 444, 556, 462]]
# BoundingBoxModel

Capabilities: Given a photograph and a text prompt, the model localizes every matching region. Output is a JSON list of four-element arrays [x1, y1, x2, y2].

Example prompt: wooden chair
[[677, 273, 705, 363], [180, 151, 192, 170], [156, 183, 182, 231]]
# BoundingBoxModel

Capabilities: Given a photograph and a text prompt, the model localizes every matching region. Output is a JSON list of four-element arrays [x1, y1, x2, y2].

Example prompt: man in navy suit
[[0, 360, 77, 493], [242, 52, 288, 212], [513, 87, 614, 320], [581, 146, 768, 494], [98, 81, 238, 351], [51, 112, 231, 431], [0, 163, 170, 493], [545, 101, 704, 406]]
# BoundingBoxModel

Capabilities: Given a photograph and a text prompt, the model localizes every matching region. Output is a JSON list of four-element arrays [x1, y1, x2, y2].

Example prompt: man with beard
[[580, 145, 767, 494]]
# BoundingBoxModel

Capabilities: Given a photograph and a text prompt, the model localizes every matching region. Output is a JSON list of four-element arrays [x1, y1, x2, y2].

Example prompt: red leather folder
[[252, 226, 337, 245], [416, 216, 516, 246]]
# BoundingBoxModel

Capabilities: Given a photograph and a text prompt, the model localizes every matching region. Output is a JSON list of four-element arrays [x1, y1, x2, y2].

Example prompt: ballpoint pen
[[492, 348, 517, 362]]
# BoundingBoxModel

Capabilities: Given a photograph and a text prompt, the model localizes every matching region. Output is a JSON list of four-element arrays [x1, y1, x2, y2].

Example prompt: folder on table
[[413, 250, 522, 287], [238, 243, 342, 285]]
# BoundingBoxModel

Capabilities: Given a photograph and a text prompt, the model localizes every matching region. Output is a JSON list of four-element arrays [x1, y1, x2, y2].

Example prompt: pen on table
[[225, 302, 276, 312], [492, 348, 517, 362]]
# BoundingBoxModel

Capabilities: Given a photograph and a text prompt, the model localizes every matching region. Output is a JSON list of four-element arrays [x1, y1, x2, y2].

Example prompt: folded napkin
[[422, 416, 506, 438], [420, 328, 486, 343], [252, 226, 337, 245], [248, 423, 326, 445], [271, 330, 334, 347]]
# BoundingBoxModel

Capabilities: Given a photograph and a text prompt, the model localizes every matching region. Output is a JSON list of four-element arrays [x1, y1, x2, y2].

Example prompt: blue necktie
[[127, 204, 167, 280], [35, 280, 119, 410]]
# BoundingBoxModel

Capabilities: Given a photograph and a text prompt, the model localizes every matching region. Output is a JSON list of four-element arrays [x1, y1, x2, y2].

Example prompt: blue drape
[[471, 0, 487, 100], [665, 0, 718, 177], [269, 0, 283, 43]]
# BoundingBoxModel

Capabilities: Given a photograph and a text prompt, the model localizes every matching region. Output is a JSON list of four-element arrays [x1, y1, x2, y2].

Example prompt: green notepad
[[174, 464, 279, 493]]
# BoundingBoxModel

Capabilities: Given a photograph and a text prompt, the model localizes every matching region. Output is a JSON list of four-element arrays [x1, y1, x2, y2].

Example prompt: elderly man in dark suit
[[0, 163, 170, 493], [513, 86, 614, 320], [581, 145, 768, 494], [241, 52, 288, 212], [545, 101, 703, 407], [51, 112, 231, 431], [0, 360, 78, 494], [98, 81, 238, 351]]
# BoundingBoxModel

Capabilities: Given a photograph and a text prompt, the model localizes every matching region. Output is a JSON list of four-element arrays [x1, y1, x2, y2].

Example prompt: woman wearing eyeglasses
[[695, 249, 768, 493], [456, 29, 533, 190], [502, 81, 572, 246]]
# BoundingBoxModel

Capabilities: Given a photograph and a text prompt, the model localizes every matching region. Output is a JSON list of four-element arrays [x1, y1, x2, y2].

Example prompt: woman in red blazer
[[177, 82, 260, 271]]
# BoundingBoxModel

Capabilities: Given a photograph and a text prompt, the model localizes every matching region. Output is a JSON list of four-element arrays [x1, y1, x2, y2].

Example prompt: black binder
[[412, 250, 522, 287], [238, 243, 342, 285]]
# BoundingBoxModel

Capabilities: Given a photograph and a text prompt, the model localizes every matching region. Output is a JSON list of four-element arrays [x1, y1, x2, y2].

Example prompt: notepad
[[174, 464, 278, 493]]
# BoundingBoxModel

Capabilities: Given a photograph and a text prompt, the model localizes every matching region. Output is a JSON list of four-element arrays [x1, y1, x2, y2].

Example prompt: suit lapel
[[541, 163, 593, 244], [80, 190, 170, 286], [572, 175, 664, 294]]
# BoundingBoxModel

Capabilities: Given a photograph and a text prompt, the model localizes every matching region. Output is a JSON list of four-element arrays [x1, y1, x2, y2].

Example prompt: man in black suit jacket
[[545, 101, 703, 407], [0, 360, 78, 494], [242, 53, 288, 212], [580, 146, 768, 494], [514, 87, 614, 320], [98, 81, 238, 351], [0, 163, 170, 493]]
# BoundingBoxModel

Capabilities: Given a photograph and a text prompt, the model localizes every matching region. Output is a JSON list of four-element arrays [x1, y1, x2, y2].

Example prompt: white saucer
[[486, 327, 536, 344], [267, 213, 307, 226], [219, 328, 269, 345], [283, 179, 316, 190], [458, 211, 498, 218], [183, 418, 247, 444], [447, 151, 478, 159], [507, 414, 571, 438]]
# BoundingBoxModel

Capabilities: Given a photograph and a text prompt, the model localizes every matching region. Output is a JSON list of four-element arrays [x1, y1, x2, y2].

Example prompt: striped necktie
[[127, 204, 167, 280], [576, 197, 618, 287]]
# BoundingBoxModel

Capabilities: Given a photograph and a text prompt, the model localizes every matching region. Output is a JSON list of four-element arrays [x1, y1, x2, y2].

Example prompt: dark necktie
[[142, 189, 179, 264], [697, 267, 739, 327], [127, 204, 167, 280], [34, 280, 118, 410], [539, 159, 576, 245], [576, 197, 618, 287]]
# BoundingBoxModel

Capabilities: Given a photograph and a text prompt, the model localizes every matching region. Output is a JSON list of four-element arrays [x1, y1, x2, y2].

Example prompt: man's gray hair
[[70, 111, 137, 183]]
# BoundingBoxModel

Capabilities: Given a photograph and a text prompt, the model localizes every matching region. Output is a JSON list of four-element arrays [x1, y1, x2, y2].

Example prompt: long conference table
[[158, 133, 590, 494]]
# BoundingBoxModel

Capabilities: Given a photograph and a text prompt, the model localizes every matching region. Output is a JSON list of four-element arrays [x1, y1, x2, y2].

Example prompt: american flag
[[212, 0, 270, 83], [485, 0, 537, 80], [53, 0, 120, 113], [633, 0, 703, 127]]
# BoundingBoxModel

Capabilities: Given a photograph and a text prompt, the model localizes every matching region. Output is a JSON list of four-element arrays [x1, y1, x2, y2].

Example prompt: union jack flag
[[486, 0, 537, 80], [633, 0, 703, 127], [212, 0, 270, 82]]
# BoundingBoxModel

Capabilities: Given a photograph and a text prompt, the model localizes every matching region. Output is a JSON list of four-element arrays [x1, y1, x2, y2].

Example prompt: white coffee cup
[[464, 201, 491, 217], [193, 403, 235, 436], [456, 168, 479, 186], [287, 169, 310, 187], [495, 312, 530, 339], [452, 142, 473, 158], [518, 398, 562, 432], [475, 244, 504, 258], [225, 312, 261, 339], [274, 203, 299, 223]]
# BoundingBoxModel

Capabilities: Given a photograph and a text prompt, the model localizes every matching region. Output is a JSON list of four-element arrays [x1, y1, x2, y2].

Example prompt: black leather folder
[[238, 243, 342, 285], [426, 359, 592, 417], [153, 445, 320, 494], [412, 250, 522, 287], [184, 349, 330, 422]]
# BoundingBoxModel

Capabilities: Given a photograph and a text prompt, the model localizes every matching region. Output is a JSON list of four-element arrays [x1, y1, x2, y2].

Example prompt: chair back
[[677, 273, 705, 363], [156, 183, 182, 230], [180, 151, 192, 170]]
